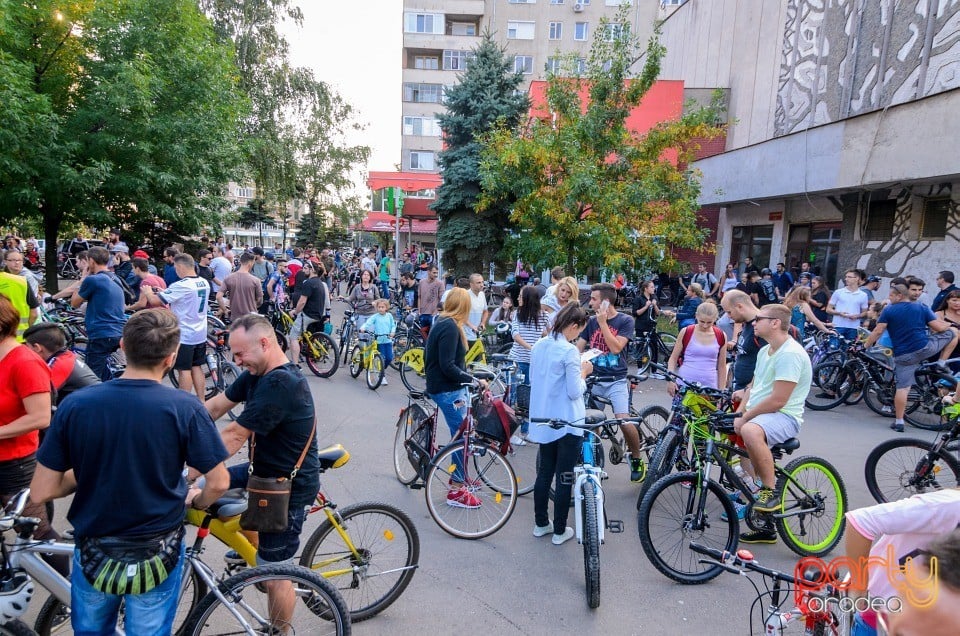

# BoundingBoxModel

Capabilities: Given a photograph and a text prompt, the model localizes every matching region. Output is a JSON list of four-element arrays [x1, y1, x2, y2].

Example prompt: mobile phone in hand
[[600, 300, 610, 313]]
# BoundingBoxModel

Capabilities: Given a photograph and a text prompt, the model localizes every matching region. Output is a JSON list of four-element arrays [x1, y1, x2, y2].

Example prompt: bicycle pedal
[[607, 520, 624, 533], [559, 472, 575, 485], [409, 482, 423, 490]]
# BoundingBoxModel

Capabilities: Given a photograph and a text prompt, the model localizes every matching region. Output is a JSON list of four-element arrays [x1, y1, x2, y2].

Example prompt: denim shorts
[[256, 505, 309, 565]]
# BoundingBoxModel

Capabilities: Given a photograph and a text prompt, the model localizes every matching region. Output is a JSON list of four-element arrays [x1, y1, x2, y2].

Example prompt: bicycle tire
[[340, 324, 354, 364], [1, 621, 37, 636], [864, 437, 960, 504], [365, 352, 385, 390], [636, 427, 682, 510], [393, 403, 430, 485], [637, 405, 670, 458], [774, 456, 847, 557], [634, 340, 654, 374], [904, 384, 953, 431], [182, 563, 350, 636], [274, 327, 289, 352], [348, 345, 363, 378], [657, 332, 677, 359], [637, 472, 738, 584], [220, 361, 244, 421], [862, 380, 895, 417], [390, 331, 421, 371], [399, 351, 427, 394], [423, 440, 518, 539], [804, 361, 854, 411], [581, 479, 601, 609], [301, 331, 339, 378], [298, 502, 419, 622], [502, 438, 538, 496]]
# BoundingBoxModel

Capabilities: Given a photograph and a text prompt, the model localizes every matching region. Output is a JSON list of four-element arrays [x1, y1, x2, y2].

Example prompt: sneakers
[[446, 486, 482, 509], [224, 550, 245, 566], [533, 523, 553, 537], [890, 421, 905, 433], [381, 377, 389, 385], [721, 500, 749, 522], [552, 527, 575, 545], [880, 405, 893, 415], [740, 528, 778, 544], [752, 487, 780, 513], [630, 458, 646, 483], [510, 434, 527, 446]]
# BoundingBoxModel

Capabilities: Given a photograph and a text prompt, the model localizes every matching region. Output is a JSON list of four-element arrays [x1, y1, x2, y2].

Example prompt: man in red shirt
[[125, 257, 167, 311]]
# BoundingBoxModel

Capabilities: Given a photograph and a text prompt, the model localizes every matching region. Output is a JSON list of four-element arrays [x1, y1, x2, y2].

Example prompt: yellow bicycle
[[184, 444, 420, 623], [271, 305, 340, 378], [348, 331, 387, 390], [398, 336, 505, 395]]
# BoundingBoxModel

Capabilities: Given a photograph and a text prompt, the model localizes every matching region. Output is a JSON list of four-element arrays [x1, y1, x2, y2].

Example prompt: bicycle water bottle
[[206, 351, 217, 370]]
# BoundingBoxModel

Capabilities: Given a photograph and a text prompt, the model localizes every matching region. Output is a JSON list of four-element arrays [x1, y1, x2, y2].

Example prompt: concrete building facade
[[659, 0, 960, 289]]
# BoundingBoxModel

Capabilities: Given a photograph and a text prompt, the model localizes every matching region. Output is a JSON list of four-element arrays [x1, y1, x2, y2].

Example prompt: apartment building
[[400, 0, 663, 175]]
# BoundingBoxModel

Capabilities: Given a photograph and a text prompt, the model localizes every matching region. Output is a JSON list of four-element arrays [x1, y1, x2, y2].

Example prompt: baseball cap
[[265, 253, 275, 261], [110, 244, 129, 254], [866, 275, 881, 283], [252, 246, 264, 256], [133, 249, 149, 259]]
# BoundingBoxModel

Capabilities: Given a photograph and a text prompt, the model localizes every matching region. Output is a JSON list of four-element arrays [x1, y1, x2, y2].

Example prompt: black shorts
[[174, 342, 207, 371]]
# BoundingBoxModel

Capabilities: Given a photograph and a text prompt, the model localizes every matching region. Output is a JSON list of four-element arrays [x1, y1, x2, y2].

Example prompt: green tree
[[477, 10, 724, 277], [0, 0, 245, 291], [237, 198, 273, 247], [432, 33, 529, 276]]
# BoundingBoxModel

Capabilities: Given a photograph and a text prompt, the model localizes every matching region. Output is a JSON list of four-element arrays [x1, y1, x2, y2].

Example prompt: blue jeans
[[85, 337, 121, 382], [71, 541, 184, 635], [429, 389, 467, 481], [514, 361, 530, 434], [378, 342, 394, 368], [835, 327, 860, 342], [380, 280, 390, 299]]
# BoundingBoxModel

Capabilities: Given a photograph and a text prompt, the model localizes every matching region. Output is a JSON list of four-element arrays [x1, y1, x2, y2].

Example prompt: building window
[[450, 22, 476, 36], [514, 55, 534, 74], [403, 83, 443, 103], [603, 23, 629, 42], [407, 188, 436, 199], [920, 198, 951, 240], [731, 225, 774, 271], [574, 22, 588, 40], [575, 57, 586, 74], [236, 187, 254, 198], [551, 0, 565, 4], [785, 222, 842, 285], [404, 12, 444, 34], [442, 50, 474, 70], [861, 199, 897, 241], [545, 57, 562, 74], [508, 0, 536, 3], [507, 21, 536, 40], [605, 0, 629, 4], [548, 21, 562, 40], [403, 117, 441, 137], [409, 151, 435, 171], [413, 56, 439, 70]]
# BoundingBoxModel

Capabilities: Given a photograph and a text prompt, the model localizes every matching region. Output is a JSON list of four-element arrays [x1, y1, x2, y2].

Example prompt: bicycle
[[627, 330, 677, 375], [270, 303, 340, 378], [335, 304, 358, 365], [638, 410, 848, 584], [182, 444, 419, 623], [167, 329, 244, 420], [398, 336, 507, 397], [390, 308, 423, 370], [348, 331, 386, 390], [420, 378, 519, 539], [531, 412, 631, 609], [863, 402, 960, 503], [689, 542, 850, 635]]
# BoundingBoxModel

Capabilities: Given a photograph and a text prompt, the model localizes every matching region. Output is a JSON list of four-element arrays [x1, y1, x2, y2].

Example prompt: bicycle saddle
[[344, 310, 355, 317], [585, 409, 606, 424], [770, 438, 800, 455], [489, 353, 510, 362], [408, 391, 426, 400], [209, 489, 248, 519], [318, 444, 351, 472]]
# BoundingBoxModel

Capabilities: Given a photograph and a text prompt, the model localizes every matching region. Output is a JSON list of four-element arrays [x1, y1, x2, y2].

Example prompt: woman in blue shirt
[[528, 304, 591, 546]]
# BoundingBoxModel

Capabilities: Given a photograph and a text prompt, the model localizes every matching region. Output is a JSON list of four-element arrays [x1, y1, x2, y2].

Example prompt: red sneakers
[[446, 486, 482, 509]]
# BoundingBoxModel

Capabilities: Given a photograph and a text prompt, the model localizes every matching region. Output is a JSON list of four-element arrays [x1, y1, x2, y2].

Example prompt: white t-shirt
[[210, 256, 232, 292], [846, 489, 960, 604], [745, 337, 812, 424], [829, 287, 869, 330], [158, 276, 211, 345], [361, 257, 377, 274], [464, 290, 486, 340]]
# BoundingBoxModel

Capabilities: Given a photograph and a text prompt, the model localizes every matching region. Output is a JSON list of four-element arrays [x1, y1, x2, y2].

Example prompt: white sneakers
[[551, 527, 575, 545], [533, 523, 553, 537], [510, 434, 527, 446]]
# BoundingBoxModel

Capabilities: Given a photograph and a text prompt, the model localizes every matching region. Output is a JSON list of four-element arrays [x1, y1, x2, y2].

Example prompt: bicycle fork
[[572, 469, 607, 544]]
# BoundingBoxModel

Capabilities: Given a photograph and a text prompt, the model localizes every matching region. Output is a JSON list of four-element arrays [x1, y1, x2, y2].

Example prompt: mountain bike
[[627, 331, 677, 374], [863, 402, 960, 503], [348, 331, 386, 390], [335, 304, 358, 365], [532, 412, 630, 609], [168, 329, 244, 420], [180, 444, 418, 623], [689, 542, 850, 635], [271, 304, 340, 378], [638, 411, 847, 584]]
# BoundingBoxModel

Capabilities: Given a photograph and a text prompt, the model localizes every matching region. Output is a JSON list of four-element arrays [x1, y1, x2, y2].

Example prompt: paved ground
[[26, 302, 935, 634]]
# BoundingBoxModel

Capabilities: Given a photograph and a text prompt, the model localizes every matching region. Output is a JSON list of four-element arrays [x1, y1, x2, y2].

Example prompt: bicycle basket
[[475, 394, 520, 444], [514, 383, 531, 413], [404, 417, 433, 480]]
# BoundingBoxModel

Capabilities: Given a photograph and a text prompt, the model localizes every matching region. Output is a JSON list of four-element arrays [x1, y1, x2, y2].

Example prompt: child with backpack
[[665, 302, 727, 395]]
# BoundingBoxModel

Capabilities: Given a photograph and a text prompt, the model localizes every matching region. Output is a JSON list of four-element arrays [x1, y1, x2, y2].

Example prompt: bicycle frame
[[573, 431, 606, 546]]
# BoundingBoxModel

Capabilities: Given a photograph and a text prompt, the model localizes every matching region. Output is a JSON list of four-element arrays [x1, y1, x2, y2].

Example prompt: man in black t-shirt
[[720, 289, 765, 390], [288, 264, 328, 365], [205, 313, 319, 627]]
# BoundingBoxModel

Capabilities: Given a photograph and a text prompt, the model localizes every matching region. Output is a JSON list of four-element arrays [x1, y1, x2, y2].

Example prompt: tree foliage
[[432, 33, 529, 276], [0, 0, 246, 290], [477, 8, 724, 277]]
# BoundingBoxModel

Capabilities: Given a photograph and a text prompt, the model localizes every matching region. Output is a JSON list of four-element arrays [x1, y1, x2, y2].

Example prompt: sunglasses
[[751, 316, 778, 324]]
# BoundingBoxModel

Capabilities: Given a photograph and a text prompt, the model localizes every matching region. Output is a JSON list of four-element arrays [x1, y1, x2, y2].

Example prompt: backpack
[[759, 278, 777, 303], [108, 272, 136, 305], [677, 325, 725, 366]]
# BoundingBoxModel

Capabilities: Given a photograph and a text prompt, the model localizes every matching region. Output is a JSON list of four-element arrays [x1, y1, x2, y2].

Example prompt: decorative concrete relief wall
[[776, 0, 960, 136]]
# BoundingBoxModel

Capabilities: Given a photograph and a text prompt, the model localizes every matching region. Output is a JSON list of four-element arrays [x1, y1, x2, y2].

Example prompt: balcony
[[403, 32, 479, 52]]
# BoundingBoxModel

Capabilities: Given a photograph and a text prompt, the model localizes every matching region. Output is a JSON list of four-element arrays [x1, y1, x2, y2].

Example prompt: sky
[[282, 2, 401, 194]]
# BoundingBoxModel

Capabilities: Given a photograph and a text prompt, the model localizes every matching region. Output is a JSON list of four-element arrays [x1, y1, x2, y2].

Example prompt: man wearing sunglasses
[[733, 304, 812, 544]]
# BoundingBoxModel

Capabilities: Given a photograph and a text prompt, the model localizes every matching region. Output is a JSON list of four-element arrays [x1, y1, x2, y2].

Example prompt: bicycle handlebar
[[530, 416, 639, 431], [689, 542, 799, 585]]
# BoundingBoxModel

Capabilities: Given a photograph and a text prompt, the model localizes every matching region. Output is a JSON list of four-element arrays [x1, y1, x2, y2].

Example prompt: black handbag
[[240, 421, 316, 533]]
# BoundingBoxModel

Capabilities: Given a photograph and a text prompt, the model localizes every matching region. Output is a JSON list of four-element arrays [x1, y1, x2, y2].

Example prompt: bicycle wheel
[[468, 363, 506, 399], [503, 438, 539, 496], [365, 352, 385, 390], [274, 328, 289, 352], [637, 405, 670, 459], [864, 437, 960, 503], [303, 332, 340, 379], [905, 384, 952, 431], [657, 332, 677, 360], [863, 380, 895, 417], [581, 479, 601, 609], [391, 330, 420, 371], [348, 345, 363, 378], [636, 427, 683, 510], [637, 472, 738, 584], [399, 350, 427, 394], [220, 361, 244, 420], [634, 340, 654, 374], [804, 361, 853, 411], [299, 502, 419, 622], [774, 456, 847, 557], [1, 621, 37, 636], [393, 403, 430, 485], [182, 563, 350, 636], [424, 440, 518, 539], [340, 324, 354, 364]]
